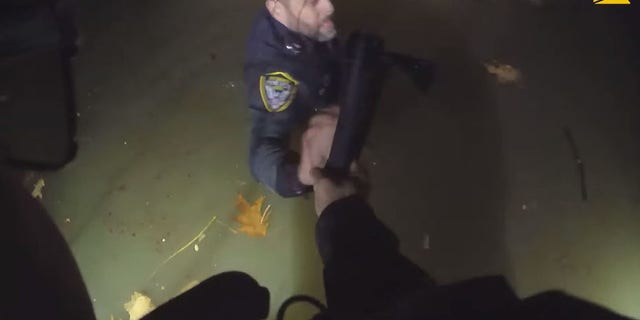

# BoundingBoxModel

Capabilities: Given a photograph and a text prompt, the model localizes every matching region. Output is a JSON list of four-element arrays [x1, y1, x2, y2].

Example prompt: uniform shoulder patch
[[259, 72, 298, 112]]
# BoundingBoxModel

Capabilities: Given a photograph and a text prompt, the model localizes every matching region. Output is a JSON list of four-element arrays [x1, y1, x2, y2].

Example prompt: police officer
[[244, 0, 340, 197]]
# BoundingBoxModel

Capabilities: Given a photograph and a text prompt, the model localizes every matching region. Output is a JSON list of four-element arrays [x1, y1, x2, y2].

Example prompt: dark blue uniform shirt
[[244, 8, 340, 197]]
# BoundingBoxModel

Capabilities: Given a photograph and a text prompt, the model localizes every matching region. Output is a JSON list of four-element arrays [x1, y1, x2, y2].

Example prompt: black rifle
[[325, 32, 434, 176]]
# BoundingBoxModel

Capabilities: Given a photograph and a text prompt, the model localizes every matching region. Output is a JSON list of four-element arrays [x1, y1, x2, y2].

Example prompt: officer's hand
[[298, 106, 339, 185], [309, 164, 368, 216]]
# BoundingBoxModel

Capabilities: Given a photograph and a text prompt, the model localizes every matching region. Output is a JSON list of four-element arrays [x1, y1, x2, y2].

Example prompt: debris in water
[[150, 215, 217, 278], [215, 220, 239, 234], [223, 81, 237, 89], [123, 291, 155, 320], [484, 61, 522, 84], [522, 204, 527, 211], [234, 194, 271, 237], [65, 217, 71, 223], [423, 233, 430, 250], [161, 238, 166, 243], [31, 178, 45, 199], [563, 127, 588, 201], [124, 141, 127, 145]]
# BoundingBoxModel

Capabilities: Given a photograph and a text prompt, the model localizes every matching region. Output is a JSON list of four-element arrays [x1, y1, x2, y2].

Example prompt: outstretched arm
[[248, 108, 310, 197]]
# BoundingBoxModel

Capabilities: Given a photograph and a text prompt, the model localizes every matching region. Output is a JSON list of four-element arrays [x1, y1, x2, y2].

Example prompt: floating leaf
[[31, 178, 45, 199], [234, 194, 271, 237], [484, 62, 522, 84], [123, 292, 155, 320]]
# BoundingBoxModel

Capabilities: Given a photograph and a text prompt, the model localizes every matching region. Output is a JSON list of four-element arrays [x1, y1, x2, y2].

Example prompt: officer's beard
[[289, 0, 336, 42], [297, 17, 336, 42], [316, 19, 337, 42]]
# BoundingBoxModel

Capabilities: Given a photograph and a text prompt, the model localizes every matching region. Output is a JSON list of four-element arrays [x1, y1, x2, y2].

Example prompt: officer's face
[[271, 0, 336, 42]]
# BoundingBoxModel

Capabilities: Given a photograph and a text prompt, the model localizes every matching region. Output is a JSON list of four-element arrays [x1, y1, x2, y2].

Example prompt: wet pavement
[[37, 0, 639, 319]]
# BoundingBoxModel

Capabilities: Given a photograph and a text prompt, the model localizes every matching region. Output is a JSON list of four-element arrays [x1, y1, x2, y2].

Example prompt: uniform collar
[[263, 7, 319, 56]]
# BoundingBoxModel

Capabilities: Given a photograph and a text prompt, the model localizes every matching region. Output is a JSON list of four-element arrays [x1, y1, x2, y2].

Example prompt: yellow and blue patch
[[259, 72, 298, 112]]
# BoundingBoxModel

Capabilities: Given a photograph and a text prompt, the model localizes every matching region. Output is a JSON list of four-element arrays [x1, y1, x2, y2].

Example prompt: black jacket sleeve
[[315, 196, 433, 318], [315, 196, 633, 320], [248, 108, 309, 198]]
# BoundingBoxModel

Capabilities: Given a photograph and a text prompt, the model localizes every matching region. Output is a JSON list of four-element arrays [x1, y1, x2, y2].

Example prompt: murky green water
[[40, 0, 639, 319]]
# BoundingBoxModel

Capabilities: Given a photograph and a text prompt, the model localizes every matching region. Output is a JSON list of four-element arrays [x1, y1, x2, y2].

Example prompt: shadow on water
[[335, 2, 509, 283]]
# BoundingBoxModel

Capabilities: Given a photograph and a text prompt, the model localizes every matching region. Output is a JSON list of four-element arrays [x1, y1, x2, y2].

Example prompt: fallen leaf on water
[[123, 292, 155, 320], [484, 62, 522, 84], [31, 178, 45, 199], [234, 194, 271, 237]]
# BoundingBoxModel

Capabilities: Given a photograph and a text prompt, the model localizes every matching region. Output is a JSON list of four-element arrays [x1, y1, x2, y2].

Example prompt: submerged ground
[[35, 1, 639, 319]]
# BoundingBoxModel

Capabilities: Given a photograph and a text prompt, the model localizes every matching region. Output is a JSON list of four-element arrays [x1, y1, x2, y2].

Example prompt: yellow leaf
[[31, 178, 45, 199], [234, 194, 270, 237], [123, 291, 155, 320], [484, 62, 522, 84]]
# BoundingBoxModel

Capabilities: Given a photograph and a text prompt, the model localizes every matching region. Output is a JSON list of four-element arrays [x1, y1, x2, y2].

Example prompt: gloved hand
[[308, 168, 358, 215], [298, 105, 370, 215]]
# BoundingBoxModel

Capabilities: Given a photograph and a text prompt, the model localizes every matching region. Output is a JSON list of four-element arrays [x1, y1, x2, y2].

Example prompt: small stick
[[215, 220, 239, 234], [261, 204, 272, 224], [149, 215, 217, 279], [563, 127, 588, 201]]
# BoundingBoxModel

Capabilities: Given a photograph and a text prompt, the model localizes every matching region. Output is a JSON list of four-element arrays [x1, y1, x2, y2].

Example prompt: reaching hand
[[308, 163, 369, 216], [309, 168, 357, 215], [298, 106, 339, 186]]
